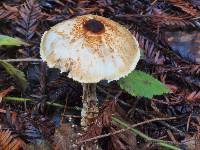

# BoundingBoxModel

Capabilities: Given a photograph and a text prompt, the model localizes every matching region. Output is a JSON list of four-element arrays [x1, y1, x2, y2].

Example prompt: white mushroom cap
[[40, 14, 140, 83]]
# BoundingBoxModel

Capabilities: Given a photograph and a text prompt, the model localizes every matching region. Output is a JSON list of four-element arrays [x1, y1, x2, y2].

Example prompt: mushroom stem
[[81, 83, 99, 128]]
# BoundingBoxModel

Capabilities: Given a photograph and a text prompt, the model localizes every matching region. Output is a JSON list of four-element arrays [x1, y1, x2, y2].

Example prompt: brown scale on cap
[[83, 19, 105, 34], [70, 16, 122, 58]]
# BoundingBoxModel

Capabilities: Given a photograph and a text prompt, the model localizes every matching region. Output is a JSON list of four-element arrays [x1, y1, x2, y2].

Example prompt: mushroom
[[40, 14, 140, 128]]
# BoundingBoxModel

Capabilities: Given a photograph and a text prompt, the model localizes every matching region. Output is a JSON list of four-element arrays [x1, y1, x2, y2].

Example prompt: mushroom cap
[[40, 15, 140, 83]]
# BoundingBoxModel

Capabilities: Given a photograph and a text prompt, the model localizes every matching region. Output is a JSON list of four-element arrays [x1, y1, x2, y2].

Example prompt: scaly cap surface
[[40, 15, 140, 83]]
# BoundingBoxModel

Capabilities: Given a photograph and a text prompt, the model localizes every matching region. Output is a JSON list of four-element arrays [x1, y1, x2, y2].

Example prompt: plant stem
[[4, 96, 32, 102], [81, 83, 99, 128], [3, 96, 83, 111], [112, 116, 181, 150]]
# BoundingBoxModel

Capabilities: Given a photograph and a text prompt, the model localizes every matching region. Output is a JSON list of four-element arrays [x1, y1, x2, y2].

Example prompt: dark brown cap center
[[83, 19, 105, 33]]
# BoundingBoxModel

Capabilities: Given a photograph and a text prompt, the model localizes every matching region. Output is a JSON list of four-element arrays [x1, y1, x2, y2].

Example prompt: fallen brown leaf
[[0, 86, 15, 103]]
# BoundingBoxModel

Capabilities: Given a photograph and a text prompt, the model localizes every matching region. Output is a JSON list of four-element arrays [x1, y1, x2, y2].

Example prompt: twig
[[152, 98, 182, 105], [97, 86, 132, 107], [167, 129, 178, 144], [0, 109, 15, 114], [136, 108, 186, 137], [112, 116, 181, 150], [62, 114, 81, 118], [186, 113, 192, 132], [61, 96, 69, 123], [0, 109, 6, 113], [151, 0, 158, 5], [1, 58, 42, 62], [77, 116, 177, 144]]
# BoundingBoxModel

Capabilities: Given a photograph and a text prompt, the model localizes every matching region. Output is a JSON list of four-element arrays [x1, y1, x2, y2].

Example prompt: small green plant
[[0, 34, 28, 90], [118, 70, 170, 98], [0, 61, 28, 90], [0, 35, 28, 46]]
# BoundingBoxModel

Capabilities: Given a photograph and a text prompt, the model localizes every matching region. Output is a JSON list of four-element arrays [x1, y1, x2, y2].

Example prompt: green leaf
[[118, 70, 170, 99], [0, 35, 28, 46], [0, 60, 28, 90]]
